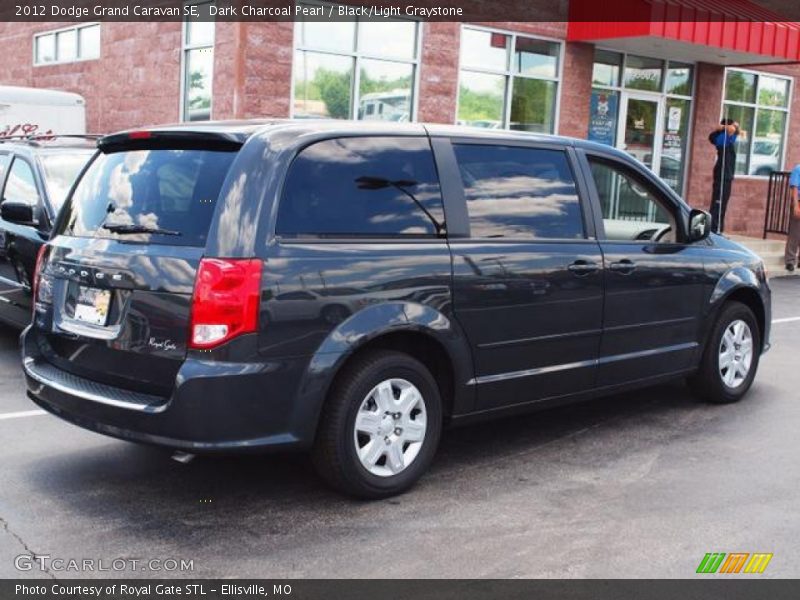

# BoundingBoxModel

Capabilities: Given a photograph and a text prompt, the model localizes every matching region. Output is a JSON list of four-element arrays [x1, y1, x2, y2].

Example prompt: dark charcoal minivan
[[20, 121, 771, 498]]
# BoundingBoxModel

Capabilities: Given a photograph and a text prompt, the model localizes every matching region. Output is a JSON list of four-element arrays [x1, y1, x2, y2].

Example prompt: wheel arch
[[290, 302, 475, 446], [722, 287, 766, 348], [706, 267, 768, 354]]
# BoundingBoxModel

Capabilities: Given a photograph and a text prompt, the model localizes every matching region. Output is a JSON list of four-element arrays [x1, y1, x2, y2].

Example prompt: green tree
[[457, 86, 503, 123], [315, 68, 351, 119]]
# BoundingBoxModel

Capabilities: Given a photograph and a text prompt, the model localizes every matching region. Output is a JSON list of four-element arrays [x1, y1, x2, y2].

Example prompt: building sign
[[588, 91, 618, 146]]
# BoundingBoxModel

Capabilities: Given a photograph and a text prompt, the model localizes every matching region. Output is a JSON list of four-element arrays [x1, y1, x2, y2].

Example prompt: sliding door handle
[[609, 259, 636, 274], [567, 260, 600, 275]]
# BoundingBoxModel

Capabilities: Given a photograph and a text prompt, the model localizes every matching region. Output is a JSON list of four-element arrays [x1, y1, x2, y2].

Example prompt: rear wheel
[[312, 350, 442, 499], [688, 301, 761, 404]]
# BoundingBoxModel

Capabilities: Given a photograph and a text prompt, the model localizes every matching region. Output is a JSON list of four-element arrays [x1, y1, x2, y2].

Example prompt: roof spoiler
[[98, 130, 245, 153]]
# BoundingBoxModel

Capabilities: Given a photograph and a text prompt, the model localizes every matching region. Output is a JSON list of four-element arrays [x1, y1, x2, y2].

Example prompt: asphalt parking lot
[[1, 278, 799, 579]]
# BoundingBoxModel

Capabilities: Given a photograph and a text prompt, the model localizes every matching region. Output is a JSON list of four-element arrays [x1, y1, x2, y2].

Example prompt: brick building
[[1, 0, 800, 237]]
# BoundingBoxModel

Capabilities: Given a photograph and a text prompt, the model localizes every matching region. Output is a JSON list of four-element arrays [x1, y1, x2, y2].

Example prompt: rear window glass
[[276, 137, 444, 237], [453, 144, 584, 240], [58, 149, 236, 247]]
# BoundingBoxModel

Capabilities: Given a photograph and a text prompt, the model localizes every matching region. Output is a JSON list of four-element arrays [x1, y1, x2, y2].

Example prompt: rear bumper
[[21, 327, 315, 453]]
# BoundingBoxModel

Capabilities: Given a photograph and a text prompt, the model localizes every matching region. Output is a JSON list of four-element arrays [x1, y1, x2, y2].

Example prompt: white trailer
[[0, 86, 86, 138]]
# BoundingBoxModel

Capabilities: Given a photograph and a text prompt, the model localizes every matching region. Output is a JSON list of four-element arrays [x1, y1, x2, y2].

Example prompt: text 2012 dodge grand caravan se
[[20, 121, 771, 498]]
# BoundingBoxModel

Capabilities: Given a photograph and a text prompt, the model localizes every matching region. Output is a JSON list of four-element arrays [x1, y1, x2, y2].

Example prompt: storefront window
[[182, 2, 215, 122], [461, 28, 509, 71], [666, 62, 694, 96], [457, 71, 506, 127], [592, 50, 622, 87], [723, 69, 791, 176], [293, 3, 419, 122], [721, 103, 755, 175], [514, 37, 559, 79], [624, 55, 663, 92], [511, 79, 557, 133], [725, 71, 757, 104], [457, 26, 561, 133]]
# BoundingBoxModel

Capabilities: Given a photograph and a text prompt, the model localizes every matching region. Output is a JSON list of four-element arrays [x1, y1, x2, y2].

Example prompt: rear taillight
[[32, 244, 50, 310], [189, 258, 262, 349]]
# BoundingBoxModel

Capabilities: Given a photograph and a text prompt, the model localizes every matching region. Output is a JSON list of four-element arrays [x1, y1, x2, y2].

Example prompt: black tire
[[312, 350, 442, 499], [321, 304, 350, 325], [688, 301, 761, 404]]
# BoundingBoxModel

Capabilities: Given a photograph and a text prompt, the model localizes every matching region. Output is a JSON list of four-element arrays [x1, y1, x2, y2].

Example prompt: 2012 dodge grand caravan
[[18, 121, 771, 498]]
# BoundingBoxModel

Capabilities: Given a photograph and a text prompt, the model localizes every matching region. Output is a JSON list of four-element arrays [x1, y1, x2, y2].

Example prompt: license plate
[[73, 286, 111, 326]]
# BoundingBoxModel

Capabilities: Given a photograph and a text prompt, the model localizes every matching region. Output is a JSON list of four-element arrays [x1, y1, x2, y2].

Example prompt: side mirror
[[0, 201, 38, 227], [688, 208, 712, 242]]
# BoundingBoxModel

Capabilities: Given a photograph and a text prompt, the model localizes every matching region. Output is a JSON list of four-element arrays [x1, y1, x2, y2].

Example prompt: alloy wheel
[[718, 319, 754, 389]]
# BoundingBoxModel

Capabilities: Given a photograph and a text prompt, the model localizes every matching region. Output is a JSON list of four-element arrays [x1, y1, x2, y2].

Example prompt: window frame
[[0, 152, 12, 199], [721, 67, 793, 179], [290, 1, 423, 122], [32, 23, 101, 66], [455, 24, 565, 134], [444, 136, 593, 242], [180, 1, 216, 122], [579, 149, 690, 245]]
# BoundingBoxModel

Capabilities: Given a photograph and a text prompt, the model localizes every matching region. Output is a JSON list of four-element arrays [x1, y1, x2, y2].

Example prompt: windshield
[[753, 141, 777, 156], [58, 149, 237, 247], [39, 151, 96, 212]]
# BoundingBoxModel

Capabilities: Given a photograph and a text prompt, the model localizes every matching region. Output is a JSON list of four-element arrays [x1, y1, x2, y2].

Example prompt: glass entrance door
[[619, 94, 662, 171], [617, 92, 690, 195]]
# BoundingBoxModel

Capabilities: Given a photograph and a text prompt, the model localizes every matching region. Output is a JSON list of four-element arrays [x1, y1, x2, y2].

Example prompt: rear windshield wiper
[[355, 176, 446, 237], [102, 223, 182, 237]]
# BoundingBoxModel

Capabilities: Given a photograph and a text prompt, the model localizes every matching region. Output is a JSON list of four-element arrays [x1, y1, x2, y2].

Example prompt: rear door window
[[452, 144, 585, 240], [277, 137, 444, 238], [58, 149, 236, 247]]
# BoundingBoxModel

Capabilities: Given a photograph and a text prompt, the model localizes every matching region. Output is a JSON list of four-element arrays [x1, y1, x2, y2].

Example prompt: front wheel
[[312, 350, 442, 499], [688, 301, 761, 404]]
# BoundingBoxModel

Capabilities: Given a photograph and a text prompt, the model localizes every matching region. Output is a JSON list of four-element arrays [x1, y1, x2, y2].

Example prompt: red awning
[[568, 0, 800, 65]]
